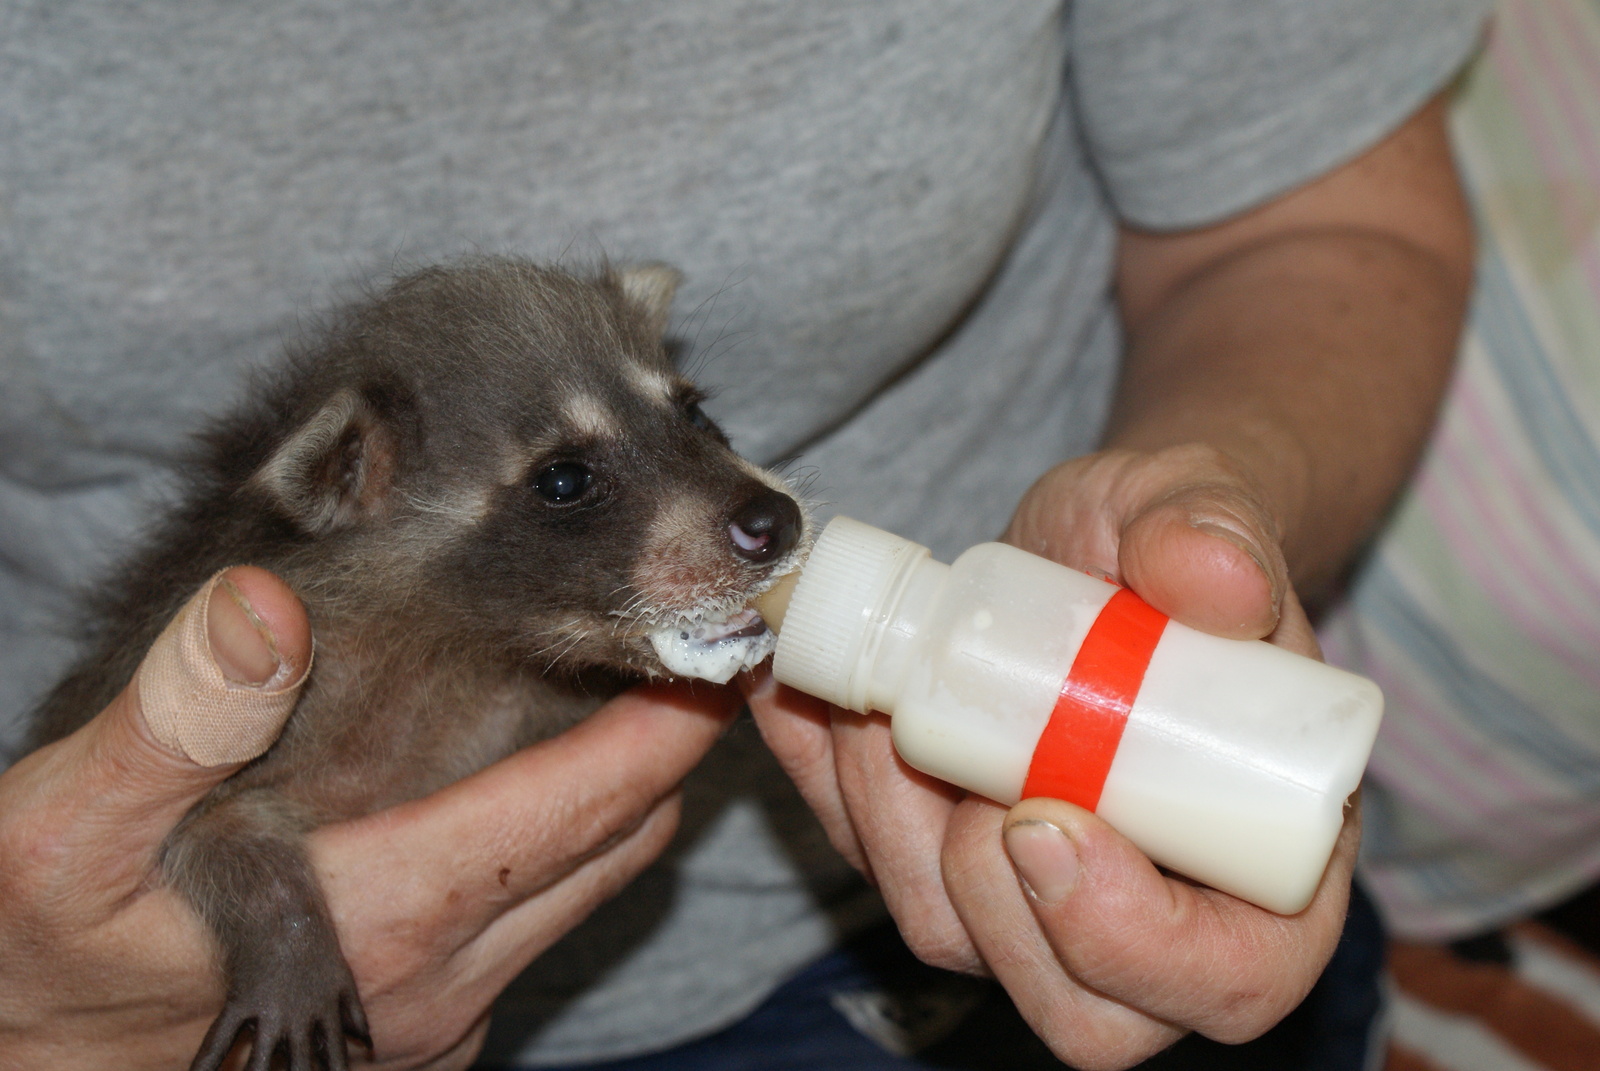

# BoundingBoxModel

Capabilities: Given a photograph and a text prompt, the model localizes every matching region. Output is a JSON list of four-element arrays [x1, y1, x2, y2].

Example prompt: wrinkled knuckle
[[1138, 445, 1245, 505], [1151, 441, 1231, 477], [0, 813, 71, 910], [540, 785, 613, 846], [557, 791, 657, 865], [938, 832, 990, 896], [773, 721, 835, 786], [899, 923, 983, 975], [1057, 922, 1148, 989], [1062, 901, 1209, 997], [1200, 982, 1303, 1043], [978, 926, 1041, 978], [1203, 998, 1292, 1037]]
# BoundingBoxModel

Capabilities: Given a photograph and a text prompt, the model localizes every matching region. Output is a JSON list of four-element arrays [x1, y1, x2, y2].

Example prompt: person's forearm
[[1107, 95, 1474, 601], [1105, 226, 1469, 598]]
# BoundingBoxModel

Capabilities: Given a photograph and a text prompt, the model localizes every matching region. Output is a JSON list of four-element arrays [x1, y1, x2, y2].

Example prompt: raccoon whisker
[[777, 463, 822, 495], [605, 608, 641, 635], [695, 325, 753, 378], [607, 586, 651, 612], [524, 625, 576, 659], [678, 272, 746, 378], [609, 590, 659, 620], [542, 631, 595, 669], [612, 589, 758, 633], [526, 616, 599, 666]]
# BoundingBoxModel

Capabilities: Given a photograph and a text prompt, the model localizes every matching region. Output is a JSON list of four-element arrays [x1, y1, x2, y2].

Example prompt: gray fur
[[25, 257, 804, 1071]]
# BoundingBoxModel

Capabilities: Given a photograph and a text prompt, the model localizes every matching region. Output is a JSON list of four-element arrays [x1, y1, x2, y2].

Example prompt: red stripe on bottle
[[1021, 587, 1169, 810]]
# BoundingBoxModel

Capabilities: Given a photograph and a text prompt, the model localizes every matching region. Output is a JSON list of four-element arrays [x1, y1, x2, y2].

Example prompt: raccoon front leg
[[163, 790, 370, 1071]]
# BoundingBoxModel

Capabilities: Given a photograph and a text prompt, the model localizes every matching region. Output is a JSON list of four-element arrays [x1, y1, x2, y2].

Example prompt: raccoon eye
[[532, 462, 593, 504], [684, 402, 715, 433], [680, 399, 728, 444]]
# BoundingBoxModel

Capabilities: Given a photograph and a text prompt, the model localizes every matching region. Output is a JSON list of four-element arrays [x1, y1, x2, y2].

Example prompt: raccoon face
[[247, 258, 805, 679]]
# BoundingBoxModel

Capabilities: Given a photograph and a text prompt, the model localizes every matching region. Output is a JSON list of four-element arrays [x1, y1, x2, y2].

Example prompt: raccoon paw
[[189, 959, 370, 1071]]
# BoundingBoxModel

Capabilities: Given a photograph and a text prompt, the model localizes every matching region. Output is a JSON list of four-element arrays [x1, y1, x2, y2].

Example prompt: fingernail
[[1190, 519, 1268, 574], [1004, 819, 1079, 904], [135, 571, 310, 766], [208, 577, 282, 685], [1192, 519, 1282, 609]]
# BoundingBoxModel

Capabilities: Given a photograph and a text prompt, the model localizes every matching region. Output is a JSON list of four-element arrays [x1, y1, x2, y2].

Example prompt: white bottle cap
[[771, 516, 930, 711]]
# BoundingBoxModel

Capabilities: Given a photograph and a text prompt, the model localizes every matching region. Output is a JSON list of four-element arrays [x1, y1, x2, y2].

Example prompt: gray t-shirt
[[0, 1, 1485, 1062]]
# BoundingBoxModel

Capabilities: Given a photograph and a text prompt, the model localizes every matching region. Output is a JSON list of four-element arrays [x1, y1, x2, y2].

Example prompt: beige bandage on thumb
[[135, 570, 311, 767]]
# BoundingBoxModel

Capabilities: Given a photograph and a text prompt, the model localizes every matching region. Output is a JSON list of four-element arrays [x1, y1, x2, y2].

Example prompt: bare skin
[[0, 568, 740, 1071], [743, 94, 1473, 1068]]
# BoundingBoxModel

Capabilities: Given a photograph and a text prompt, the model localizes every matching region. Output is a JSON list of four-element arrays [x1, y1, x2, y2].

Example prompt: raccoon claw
[[189, 974, 368, 1071], [190, 1004, 251, 1071]]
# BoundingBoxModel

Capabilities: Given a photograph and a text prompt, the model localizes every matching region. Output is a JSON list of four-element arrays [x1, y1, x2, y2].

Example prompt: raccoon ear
[[252, 388, 399, 534], [613, 262, 682, 338]]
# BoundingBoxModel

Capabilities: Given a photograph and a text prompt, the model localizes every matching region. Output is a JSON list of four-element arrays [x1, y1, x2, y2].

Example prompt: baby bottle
[[757, 516, 1382, 915]]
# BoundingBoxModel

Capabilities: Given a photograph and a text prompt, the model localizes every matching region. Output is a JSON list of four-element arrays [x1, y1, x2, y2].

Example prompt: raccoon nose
[[727, 489, 801, 564]]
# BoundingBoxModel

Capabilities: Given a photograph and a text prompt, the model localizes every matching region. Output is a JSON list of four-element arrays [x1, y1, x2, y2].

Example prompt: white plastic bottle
[[759, 516, 1383, 915]]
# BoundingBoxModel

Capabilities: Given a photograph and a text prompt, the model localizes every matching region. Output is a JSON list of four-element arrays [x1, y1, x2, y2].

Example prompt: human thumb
[[16, 567, 311, 894], [1118, 484, 1286, 641], [133, 566, 309, 767]]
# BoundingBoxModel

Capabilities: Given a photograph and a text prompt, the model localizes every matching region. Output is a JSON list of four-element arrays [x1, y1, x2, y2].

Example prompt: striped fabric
[[1320, 0, 1600, 941], [1386, 922, 1600, 1071]]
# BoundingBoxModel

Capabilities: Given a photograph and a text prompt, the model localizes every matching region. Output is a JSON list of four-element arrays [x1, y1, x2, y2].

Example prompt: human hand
[[744, 443, 1356, 1069], [307, 676, 739, 1071], [0, 567, 737, 1071]]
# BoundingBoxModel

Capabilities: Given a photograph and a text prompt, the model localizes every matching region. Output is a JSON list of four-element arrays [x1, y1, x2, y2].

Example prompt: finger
[[1002, 454, 1126, 575], [416, 1013, 492, 1071], [741, 668, 871, 877], [824, 707, 978, 973], [452, 788, 686, 1001], [7, 567, 310, 897], [1266, 585, 1322, 659], [312, 679, 742, 937], [326, 799, 683, 1061], [941, 799, 1183, 1068], [369, 1010, 492, 1071], [996, 795, 1356, 1042], [746, 670, 980, 972], [1118, 482, 1286, 639]]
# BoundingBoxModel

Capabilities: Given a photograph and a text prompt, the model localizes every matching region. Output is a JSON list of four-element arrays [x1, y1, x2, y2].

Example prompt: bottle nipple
[[754, 571, 800, 632]]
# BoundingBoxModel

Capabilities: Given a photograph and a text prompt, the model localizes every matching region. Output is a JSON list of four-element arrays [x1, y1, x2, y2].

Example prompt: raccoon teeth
[[649, 607, 776, 684]]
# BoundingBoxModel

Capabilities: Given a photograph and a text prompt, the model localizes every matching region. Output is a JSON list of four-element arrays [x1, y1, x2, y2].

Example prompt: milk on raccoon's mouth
[[646, 529, 810, 684], [648, 606, 776, 684]]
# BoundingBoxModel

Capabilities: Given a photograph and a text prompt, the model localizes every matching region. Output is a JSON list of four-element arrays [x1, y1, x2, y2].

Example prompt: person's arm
[[0, 568, 737, 1071], [747, 92, 1473, 1068], [1016, 92, 1473, 623]]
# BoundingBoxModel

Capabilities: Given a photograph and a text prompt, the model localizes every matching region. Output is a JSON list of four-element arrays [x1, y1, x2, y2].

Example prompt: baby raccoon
[[26, 258, 804, 1071]]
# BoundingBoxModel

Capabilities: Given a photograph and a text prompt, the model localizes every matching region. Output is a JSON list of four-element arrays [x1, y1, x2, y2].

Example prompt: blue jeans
[[491, 884, 1385, 1071]]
